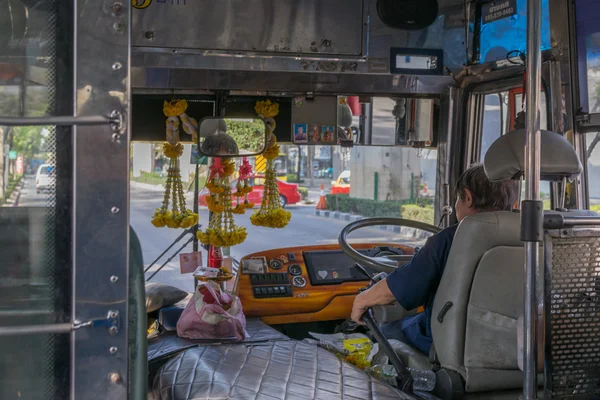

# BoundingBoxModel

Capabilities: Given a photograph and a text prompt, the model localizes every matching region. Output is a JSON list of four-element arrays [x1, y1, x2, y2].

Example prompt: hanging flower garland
[[250, 100, 292, 228], [151, 100, 199, 229], [197, 158, 247, 247], [232, 157, 254, 214]]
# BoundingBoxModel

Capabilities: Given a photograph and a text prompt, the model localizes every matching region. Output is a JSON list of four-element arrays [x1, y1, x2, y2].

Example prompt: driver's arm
[[351, 234, 445, 323]]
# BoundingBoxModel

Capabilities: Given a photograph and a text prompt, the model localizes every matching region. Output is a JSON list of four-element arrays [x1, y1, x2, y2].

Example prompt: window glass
[[478, 0, 551, 63], [514, 92, 548, 130], [480, 93, 503, 159], [131, 142, 438, 292], [575, 0, 600, 113], [587, 132, 600, 211]]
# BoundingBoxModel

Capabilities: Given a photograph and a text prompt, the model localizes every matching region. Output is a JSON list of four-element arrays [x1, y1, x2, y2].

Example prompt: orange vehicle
[[330, 170, 350, 195]]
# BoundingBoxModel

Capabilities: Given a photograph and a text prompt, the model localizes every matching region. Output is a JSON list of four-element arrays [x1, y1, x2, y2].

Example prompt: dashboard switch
[[288, 252, 296, 262], [252, 285, 293, 298]]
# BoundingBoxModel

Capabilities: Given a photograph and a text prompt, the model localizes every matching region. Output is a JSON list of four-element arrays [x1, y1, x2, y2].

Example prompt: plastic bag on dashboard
[[303, 332, 382, 369], [176, 281, 248, 341]]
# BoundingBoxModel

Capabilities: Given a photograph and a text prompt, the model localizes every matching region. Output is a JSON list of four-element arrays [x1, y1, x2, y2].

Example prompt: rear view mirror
[[198, 117, 267, 157]]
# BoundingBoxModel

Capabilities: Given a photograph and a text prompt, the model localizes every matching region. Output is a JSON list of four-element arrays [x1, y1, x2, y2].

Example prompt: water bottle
[[369, 364, 398, 386], [408, 368, 436, 392]]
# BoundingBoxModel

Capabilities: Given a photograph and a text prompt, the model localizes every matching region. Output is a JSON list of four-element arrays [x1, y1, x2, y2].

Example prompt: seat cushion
[[153, 341, 415, 400]]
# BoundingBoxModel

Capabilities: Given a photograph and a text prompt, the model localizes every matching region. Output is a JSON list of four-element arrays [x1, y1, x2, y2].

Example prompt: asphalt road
[[16, 175, 48, 207], [129, 182, 412, 291]]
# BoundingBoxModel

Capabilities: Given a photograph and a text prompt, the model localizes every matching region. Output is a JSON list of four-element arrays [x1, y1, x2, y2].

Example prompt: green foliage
[[3, 175, 23, 203], [131, 171, 166, 186], [326, 194, 434, 222], [401, 204, 435, 224], [224, 119, 266, 153], [286, 174, 298, 182], [298, 186, 309, 200], [591, 204, 600, 213], [326, 194, 402, 217], [12, 126, 44, 163]]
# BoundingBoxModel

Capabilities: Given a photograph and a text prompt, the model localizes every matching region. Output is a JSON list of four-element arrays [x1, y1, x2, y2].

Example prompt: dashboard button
[[253, 287, 261, 296], [273, 287, 280, 294], [288, 264, 302, 276], [288, 252, 296, 261], [279, 286, 287, 294], [267, 287, 274, 295], [260, 287, 268, 295]]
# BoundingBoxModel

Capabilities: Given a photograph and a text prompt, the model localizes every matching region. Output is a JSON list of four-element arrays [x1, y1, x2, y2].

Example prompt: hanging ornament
[[250, 100, 292, 229], [232, 157, 254, 214], [197, 158, 247, 247], [151, 99, 199, 229]]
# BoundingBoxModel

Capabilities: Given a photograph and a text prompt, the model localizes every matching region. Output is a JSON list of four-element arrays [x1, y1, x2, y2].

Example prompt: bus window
[[131, 143, 438, 292], [587, 132, 600, 211], [575, 0, 600, 113], [477, 0, 551, 64], [480, 93, 504, 159]]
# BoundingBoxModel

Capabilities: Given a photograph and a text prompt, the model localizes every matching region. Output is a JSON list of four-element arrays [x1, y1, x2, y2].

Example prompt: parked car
[[198, 175, 301, 208], [331, 170, 350, 195], [35, 164, 54, 194]]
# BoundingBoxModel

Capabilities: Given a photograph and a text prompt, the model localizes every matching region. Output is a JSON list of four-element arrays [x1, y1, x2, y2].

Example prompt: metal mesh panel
[[547, 234, 600, 398]]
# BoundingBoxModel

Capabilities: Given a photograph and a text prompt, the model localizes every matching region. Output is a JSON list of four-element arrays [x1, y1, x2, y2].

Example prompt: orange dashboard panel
[[236, 243, 415, 325]]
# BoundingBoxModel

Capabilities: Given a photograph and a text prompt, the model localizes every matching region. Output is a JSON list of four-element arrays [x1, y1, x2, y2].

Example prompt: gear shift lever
[[361, 308, 414, 393]]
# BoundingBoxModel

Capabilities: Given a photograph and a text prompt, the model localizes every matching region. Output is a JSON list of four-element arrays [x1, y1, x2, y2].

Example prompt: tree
[[12, 126, 43, 164], [224, 119, 268, 153]]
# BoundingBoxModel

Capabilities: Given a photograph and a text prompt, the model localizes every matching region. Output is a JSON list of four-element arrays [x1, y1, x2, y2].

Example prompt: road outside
[[129, 181, 414, 292]]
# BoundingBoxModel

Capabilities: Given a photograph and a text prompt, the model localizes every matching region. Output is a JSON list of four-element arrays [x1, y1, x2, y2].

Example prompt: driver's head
[[454, 163, 519, 222]]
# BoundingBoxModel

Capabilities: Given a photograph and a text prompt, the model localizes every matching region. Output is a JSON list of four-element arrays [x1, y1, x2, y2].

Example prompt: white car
[[35, 164, 53, 194]]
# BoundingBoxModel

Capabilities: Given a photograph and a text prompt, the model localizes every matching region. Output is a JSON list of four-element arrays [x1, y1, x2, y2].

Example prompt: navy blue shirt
[[385, 224, 458, 355]]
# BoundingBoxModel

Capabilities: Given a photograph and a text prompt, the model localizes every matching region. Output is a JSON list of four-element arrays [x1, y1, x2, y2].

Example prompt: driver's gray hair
[[455, 163, 519, 211]]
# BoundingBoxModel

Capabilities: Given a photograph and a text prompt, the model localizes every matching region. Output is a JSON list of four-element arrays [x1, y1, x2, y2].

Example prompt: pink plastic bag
[[176, 281, 247, 340]]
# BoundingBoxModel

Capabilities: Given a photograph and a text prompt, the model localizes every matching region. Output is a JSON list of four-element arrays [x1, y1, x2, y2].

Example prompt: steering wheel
[[339, 217, 441, 273]]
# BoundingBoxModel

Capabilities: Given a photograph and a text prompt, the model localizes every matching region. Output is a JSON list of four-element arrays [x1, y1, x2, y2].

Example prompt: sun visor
[[483, 129, 583, 182]]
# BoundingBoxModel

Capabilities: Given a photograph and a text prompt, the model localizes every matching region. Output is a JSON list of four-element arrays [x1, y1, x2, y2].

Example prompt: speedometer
[[292, 276, 306, 288]]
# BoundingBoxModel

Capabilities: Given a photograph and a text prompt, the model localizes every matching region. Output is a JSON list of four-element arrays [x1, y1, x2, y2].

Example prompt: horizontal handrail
[[0, 111, 123, 129]]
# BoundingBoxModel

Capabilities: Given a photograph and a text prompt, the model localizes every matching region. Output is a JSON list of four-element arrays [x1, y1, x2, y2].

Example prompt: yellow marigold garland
[[197, 158, 247, 247], [151, 99, 199, 229], [250, 100, 291, 228]]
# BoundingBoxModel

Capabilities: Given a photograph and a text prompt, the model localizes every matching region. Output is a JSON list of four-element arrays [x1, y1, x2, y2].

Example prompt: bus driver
[[351, 164, 519, 355]]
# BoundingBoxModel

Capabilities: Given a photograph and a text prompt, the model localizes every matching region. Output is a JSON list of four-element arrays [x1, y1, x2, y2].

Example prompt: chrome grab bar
[[0, 110, 124, 131]]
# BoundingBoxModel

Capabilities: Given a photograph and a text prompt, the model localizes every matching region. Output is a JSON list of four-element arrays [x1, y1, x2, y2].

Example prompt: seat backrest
[[431, 211, 524, 386]]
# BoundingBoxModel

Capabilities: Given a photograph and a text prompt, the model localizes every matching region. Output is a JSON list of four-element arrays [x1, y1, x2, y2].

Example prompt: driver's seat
[[431, 210, 525, 392]]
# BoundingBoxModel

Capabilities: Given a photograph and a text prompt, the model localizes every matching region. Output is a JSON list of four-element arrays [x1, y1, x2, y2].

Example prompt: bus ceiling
[[130, 0, 462, 95]]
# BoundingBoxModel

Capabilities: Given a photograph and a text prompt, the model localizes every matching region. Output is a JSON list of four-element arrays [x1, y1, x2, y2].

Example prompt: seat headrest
[[483, 129, 582, 182]]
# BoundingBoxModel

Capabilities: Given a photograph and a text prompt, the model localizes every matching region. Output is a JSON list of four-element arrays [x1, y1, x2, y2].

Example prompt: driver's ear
[[464, 188, 474, 209]]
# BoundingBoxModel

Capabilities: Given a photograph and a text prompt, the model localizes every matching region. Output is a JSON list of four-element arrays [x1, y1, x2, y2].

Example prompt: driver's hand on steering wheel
[[351, 279, 396, 324]]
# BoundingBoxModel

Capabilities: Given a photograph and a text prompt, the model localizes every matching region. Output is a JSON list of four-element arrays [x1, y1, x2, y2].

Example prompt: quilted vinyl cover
[[153, 341, 414, 400]]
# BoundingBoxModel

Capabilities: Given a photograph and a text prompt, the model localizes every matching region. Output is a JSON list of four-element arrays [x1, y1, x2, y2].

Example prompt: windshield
[[131, 142, 437, 291]]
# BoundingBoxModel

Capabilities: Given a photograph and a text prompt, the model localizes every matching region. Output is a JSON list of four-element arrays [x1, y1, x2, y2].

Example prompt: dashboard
[[235, 243, 414, 325]]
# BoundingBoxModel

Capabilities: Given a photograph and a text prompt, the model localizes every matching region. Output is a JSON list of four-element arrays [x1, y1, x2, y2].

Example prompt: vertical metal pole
[[523, 0, 543, 398], [373, 171, 379, 201]]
